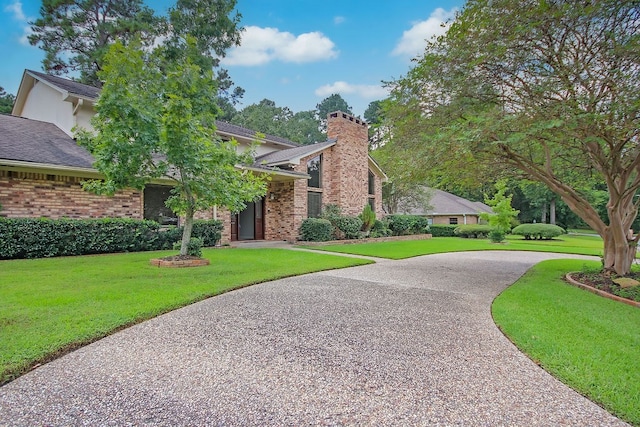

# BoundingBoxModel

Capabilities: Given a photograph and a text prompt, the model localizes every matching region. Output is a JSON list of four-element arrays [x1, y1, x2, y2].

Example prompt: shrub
[[298, 218, 333, 242], [191, 219, 223, 247], [334, 216, 364, 239], [454, 224, 494, 238], [0, 217, 161, 259], [489, 228, 506, 243], [386, 215, 431, 236], [369, 219, 392, 238], [173, 237, 203, 257], [360, 204, 376, 233], [429, 224, 458, 237], [512, 223, 566, 240]]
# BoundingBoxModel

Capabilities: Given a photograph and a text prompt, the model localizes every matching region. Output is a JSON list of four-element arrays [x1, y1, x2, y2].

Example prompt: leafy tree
[[372, 143, 432, 214], [364, 100, 387, 149], [385, 0, 640, 275], [76, 40, 266, 256], [480, 180, 519, 232], [0, 87, 15, 114], [316, 94, 352, 131], [29, 0, 159, 86], [283, 110, 324, 145]]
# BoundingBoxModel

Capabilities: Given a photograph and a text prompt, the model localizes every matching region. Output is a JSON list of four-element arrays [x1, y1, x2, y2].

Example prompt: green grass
[[0, 248, 371, 384], [301, 234, 604, 259], [492, 259, 640, 426]]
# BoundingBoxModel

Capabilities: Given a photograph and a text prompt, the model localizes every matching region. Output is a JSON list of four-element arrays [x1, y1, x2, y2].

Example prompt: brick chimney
[[326, 111, 370, 216]]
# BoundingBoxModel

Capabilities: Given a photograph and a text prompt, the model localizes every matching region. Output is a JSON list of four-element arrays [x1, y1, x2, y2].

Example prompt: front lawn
[[301, 234, 604, 259], [493, 259, 640, 426], [0, 248, 371, 385]]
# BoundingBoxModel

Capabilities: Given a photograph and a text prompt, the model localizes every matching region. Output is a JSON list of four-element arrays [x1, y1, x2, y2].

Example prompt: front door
[[232, 198, 265, 241]]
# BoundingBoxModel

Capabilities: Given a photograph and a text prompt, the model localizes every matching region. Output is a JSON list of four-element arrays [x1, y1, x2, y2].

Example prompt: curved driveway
[[0, 251, 628, 426]]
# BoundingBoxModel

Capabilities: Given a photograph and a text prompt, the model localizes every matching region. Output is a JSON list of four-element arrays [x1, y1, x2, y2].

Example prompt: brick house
[[0, 69, 387, 243], [396, 188, 493, 226]]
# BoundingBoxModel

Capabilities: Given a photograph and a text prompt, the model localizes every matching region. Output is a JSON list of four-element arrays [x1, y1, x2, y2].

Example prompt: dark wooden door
[[231, 213, 238, 241], [255, 198, 264, 240]]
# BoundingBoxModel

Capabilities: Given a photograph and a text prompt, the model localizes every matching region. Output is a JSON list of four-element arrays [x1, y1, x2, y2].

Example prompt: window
[[368, 197, 375, 211], [144, 185, 178, 225], [308, 192, 322, 218], [368, 170, 375, 195], [449, 217, 458, 225], [307, 155, 322, 188]]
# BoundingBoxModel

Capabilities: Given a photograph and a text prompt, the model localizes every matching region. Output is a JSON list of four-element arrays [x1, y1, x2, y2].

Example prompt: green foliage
[[0, 217, 160, 259], [512, 223, 566, 240], [173, 237, 203, 257], [334, 216, 364, 240], [76, 39, 266, 256], [480, 180, 519, 232], [429, 224, 458, 237], [383, 0, 640, 274], [317, 94, 352, 120], [191, 219, 223, 246], [0, 87, 15, 114], [489, 228, 506, 243], [369, 219, 392, 238], [360, 204, 376, 233], [28, 0, 160, 86], [454, 224, 493, 239], [0, 217, 222, 260], [385, 214, 429, 236], [298, 218, 333, 242]]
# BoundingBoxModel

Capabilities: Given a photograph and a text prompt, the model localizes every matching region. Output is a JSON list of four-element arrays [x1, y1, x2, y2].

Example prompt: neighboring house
[[0, 69, 387, 243], [397, 188, 492, 226]]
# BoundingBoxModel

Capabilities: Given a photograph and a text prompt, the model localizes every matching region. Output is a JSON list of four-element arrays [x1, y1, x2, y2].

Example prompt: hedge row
[[0, 217, 223, 259]]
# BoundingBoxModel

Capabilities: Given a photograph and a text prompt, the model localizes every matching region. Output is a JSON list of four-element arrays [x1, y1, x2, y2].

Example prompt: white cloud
[[315, 81, 389, 100], [222, 26, 338, 66], [334, 16, 345, 25], [5, 1, 26, 21], [392, 8, 457, 58], [4, 1, 33, 46]]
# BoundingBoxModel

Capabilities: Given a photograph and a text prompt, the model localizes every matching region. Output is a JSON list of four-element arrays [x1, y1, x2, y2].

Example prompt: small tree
[[480, 180, 519, 238], [76, 40, 266, 256], [360, 204, 376, 234]]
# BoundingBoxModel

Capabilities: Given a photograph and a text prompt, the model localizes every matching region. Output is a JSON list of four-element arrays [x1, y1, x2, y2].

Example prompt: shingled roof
[[0, 114, 95, 169], [26, 69, 101, 100], [255, 140, 336, 166], [398, 188, 493, 216]]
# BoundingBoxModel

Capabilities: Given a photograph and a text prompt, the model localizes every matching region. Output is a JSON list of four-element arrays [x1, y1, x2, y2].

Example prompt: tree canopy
[[0, 87, 15, 114], [384, 0, 640, 275], [76, 40, 266, 256]]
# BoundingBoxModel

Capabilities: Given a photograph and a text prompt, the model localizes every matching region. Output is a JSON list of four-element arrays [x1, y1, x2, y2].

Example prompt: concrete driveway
[[0, 251, 628, 426]]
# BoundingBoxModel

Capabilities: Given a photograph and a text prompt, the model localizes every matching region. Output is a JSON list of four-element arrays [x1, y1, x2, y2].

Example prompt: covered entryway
[[231, 198, 264, 241]]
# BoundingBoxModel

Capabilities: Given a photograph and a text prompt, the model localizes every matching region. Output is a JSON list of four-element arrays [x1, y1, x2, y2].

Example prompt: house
[[396, 188, 492, 226], [0, 69, 387, 243]]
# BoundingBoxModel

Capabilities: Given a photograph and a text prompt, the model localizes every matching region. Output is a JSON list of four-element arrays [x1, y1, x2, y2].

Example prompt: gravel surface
[[0, 251, 629, 426]]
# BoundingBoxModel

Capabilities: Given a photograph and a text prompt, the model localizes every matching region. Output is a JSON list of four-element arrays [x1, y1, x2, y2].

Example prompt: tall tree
[[0, 87, 15, 114], [29, 0, 160, 86], [284, 110, 324, 145], [385, 0, 640, 275], [316, 94, 352, 131], [76, 40, 266, 256]]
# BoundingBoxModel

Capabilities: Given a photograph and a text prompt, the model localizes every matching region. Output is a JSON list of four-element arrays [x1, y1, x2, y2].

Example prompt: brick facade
[[0, 170, 142, 219]]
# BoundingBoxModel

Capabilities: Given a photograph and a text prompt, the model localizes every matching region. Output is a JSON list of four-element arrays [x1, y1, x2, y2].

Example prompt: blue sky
[[0, 0, 463, 117]]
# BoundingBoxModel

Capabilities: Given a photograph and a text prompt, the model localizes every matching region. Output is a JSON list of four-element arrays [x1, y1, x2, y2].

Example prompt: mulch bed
[[568, 271, 640, 304]]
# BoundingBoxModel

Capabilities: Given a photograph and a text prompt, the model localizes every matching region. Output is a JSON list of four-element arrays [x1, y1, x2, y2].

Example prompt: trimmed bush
[[489, 228, 506, 243], [454, 224, 494, 238], [299, 218, 333, 242], [369, 219, 392, 238], [173, 237, 203, 257], [429, 224, 458, 237], [0, 217, 223, 259], [334, 216, 364, 239], [512, 223, 566, 240]]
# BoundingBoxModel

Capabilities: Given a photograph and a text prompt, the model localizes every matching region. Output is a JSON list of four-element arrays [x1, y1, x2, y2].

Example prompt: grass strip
[[0, 248, 371, 384], [492, 259, 640, 426], [301, 234, 605, 259]]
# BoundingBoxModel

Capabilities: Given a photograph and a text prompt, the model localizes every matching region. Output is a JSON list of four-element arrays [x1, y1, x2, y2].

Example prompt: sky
[[0, 0, 463, 117]]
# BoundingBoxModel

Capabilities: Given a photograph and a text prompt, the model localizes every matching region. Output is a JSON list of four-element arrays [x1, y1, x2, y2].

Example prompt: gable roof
[[255, 140, 337, 167], [25, 69, 101, 100], [0, 114, 95, 171]]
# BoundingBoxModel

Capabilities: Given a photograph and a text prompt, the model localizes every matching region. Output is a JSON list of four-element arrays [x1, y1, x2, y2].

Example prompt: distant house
[[396, 188, 492, 225], [0, 69, 387, 243]]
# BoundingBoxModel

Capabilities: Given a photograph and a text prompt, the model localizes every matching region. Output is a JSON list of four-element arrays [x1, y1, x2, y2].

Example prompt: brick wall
[[0, 170, 142, 219], [431, 215, 480, 225]]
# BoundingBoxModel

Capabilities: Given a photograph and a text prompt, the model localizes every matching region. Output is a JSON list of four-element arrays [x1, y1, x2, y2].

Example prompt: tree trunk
[[541, 203, 547, 223], [180, 206, 195, 256], [550, 198, 556, 225]]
